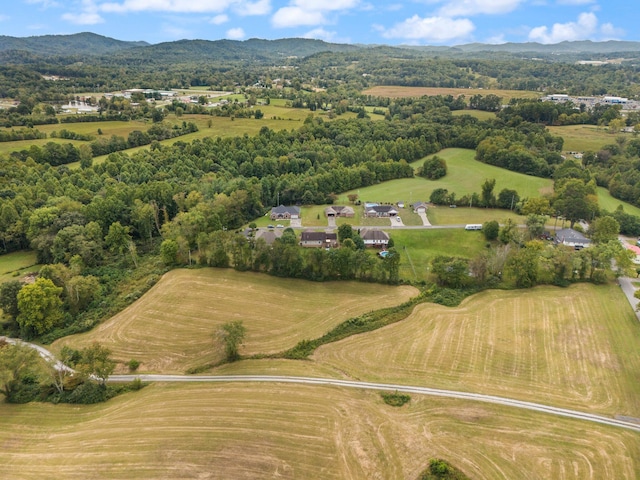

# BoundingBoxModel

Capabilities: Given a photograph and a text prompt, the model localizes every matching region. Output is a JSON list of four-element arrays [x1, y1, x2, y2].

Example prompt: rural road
[[109, 374, 640, 434], [6, 338, 640, 433]]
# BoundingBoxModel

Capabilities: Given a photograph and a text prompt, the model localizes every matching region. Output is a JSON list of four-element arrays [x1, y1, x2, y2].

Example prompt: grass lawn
[[451, 109, 497, 121], [362, 86, 542, 103], [0, 382, 637, 479], [597, 186, 640, 217], [548, 124, 619, 152], [53, 268, 418, 373], [314, 283, 640, 416], [390, 229, 488, 282], [336, 148, 553, 208], [0, 251, 39, 284]]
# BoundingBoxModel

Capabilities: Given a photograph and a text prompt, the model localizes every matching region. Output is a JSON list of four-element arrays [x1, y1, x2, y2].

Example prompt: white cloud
[[600, 23, 625, 40], [302, 27, 350, 43], [100, 0, 246, 14], [62, 0, 104, 25], [528, 12, 609, 43], [437, 0, 524, 17], [485, 34, 506, 44], [61, 11, 104, 24], [210, 14, 229, 24], [25, 0, 61, 7], [556, 0, 595, 4], [272, 6, 326, 28], [237, 0, 270, 16], [271, 0, 360, 28], [381, 15, 475, 43], [226, 27, 245, 39]]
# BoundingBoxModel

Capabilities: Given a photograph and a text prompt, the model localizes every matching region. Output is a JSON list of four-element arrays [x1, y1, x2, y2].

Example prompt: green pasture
[[336, 148, 553, 208], [0, 251, 39, 283], [451, 109, 497, 120], [548, 124, 619, 152], [390, 228, 488, 281], [597, 186, 640, 217]]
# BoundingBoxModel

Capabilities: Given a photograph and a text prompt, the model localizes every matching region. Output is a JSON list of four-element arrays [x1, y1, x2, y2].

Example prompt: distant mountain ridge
[[1, 32, 640, 62], [0, 32, 149, 56]]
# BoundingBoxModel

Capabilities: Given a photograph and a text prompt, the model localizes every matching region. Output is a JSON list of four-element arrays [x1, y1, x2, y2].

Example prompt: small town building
[[300, 230, 338, 248], [554, 228, 591, 250], [270, 205, 300, 220], [364, 204, 398, 218], [360, 228, 390, 247], [324, 205, 355, 217]]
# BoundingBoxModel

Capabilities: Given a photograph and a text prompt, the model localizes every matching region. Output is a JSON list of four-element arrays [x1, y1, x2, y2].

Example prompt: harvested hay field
[[314, 283, 640, 416], [0, 382, 637, 480], [54, 269, 418, 373], [362, 86, 541, 102]]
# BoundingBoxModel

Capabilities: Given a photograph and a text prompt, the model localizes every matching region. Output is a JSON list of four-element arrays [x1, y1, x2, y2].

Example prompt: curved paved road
[[109, 374, 640, 433]]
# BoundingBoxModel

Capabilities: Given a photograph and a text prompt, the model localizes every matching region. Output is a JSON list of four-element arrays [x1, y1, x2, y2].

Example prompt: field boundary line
[[109, 374, 640, 434]]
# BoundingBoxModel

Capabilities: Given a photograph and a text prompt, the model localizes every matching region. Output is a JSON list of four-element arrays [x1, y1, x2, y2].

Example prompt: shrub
[[127, 359, 140, 372], [66, 381, 108, 404], [381, 391, 411, 407], [418, 458, 471, 480]]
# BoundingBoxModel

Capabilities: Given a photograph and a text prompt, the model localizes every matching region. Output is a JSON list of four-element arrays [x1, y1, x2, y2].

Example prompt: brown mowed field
[[313, 283, 640, 417], [54, 268, 418, 373], [0, 383, 638, 480], [363, 86, 541, 102]]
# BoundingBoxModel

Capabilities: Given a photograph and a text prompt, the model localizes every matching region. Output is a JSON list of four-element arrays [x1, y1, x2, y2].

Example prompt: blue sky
[[1, 0, 636, 46]]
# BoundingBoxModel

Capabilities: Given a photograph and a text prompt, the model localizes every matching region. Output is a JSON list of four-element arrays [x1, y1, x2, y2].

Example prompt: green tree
[[76, 342, 116, 385], [218, 321, 246, 362], [482, 220, 499, 241], [0, 342, 43, 402], [160, 239, 179, 265], [480, 178, 496, 207], [337, 223, 354, 243], [105, 221, 132, 259], [430, 256, 469, 288], [525, 214, 547, 240], [589, 216, 620, 244], [505, 246, 539, 288], [17, 278, 64, 338], [419, 156, 447, 180], [0, 280, 24, 322]]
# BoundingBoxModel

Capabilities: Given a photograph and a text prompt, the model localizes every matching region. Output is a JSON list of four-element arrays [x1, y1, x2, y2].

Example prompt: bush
[[418, 458, 471, 480], [127, 359, 140, 372], [381, 391, 411, 407], [66, 381, 108, 404], [482, 220, 499, 241]]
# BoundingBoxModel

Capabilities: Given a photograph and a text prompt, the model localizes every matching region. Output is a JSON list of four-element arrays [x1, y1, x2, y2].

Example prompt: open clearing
[[362, 86, 542, 103], [548, 124, 620, 153], [0, 250, 39, 283], [0, 382, 637, 480], [54, 268, 417, 373], [314, 283, 640, 416]]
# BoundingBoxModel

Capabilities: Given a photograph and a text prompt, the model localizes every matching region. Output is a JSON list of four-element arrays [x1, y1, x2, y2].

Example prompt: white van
[[464, 224, 483, 231]]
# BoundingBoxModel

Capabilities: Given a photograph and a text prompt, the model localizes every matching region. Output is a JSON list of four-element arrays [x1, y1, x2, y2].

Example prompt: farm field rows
[[53, 268, 418, 373], [362, 86, 542, 102], [313, 283, 640, 416], [0, 382, 637, 479]]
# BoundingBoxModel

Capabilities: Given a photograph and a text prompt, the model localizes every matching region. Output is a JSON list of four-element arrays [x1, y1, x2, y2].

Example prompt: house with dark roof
[[270, 205, 300, 220], [360, 228, 390, 247], [364, 205, 398, 218], [300, 230, 338, 248], [325, 205, 355, 217], [554, 228, 591, 250]]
